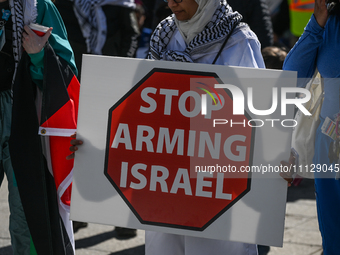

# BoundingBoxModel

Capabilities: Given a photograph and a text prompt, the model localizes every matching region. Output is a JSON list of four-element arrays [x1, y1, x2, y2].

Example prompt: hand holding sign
[[280, 151, 296, 187], [70, 56, 296, 246], [67, 133, 83, 160], [104, 70, 253, 230]]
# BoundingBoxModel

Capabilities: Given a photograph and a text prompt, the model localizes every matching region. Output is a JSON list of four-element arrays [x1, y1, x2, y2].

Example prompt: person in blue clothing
[[0, 0, 77, 253], [282, 0, 340, 254]]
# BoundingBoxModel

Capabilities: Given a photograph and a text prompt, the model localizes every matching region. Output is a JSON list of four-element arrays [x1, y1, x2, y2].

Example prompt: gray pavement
[[0, 178, 322, 255]]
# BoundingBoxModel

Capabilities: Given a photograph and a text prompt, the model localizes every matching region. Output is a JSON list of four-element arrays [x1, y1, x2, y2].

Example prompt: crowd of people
[[1, 0, 339, 254]]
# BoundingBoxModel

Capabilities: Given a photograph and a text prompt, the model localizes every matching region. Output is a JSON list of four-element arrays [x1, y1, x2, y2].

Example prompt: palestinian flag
[[9, 43, 80, 254]]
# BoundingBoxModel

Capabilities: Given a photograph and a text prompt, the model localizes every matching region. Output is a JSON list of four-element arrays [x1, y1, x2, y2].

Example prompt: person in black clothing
[[228, 0, 273, 48], [1, 0, 79, 252], [55, 0, 140, 79], [55, 0, 139, 238]]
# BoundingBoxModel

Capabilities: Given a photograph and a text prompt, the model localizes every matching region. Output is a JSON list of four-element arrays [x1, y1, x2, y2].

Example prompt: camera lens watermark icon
[[196, 82, 223, 116]]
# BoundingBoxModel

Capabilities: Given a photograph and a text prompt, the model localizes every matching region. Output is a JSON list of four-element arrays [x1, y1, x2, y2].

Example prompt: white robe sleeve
[[218, 26, 265, 69]]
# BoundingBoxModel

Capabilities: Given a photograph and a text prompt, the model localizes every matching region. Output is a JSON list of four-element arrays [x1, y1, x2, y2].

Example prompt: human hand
[[314, 0, 328, 28], [22, 25, 52, 54], [279, 152, 296, 187], [66, 133, 83, 160]]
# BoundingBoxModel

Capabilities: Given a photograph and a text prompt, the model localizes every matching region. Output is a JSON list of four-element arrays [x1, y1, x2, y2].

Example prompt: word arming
[[112, 124, 247, 161]]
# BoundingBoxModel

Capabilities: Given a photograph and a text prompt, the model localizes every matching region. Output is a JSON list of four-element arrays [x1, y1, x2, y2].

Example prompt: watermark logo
[[196, 82, 223, 115], [196, 83, 312, 128], [213, 84, 311, 116]]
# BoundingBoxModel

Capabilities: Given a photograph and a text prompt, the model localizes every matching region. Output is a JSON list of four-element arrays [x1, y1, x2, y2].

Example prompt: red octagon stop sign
[[104, 68, 254, 231]]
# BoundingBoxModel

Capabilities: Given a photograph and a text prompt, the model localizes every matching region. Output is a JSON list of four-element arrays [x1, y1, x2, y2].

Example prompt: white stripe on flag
[[39, 127, 77, 137], [57, 169, 73, 212]]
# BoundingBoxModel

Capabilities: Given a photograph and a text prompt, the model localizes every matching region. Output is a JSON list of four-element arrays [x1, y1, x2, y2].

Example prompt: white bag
[[291, 70, 324, 179]]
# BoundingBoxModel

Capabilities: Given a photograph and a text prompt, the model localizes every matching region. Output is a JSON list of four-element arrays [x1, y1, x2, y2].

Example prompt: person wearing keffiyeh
[[55, 0, 140, 79], [0, 0, 78, 253], [147, 0, 265, 68], [146, 0, 264, 254]]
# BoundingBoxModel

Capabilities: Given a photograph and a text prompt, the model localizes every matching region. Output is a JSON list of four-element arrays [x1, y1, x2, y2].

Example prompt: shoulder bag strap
[[212, 26, 236, 65]]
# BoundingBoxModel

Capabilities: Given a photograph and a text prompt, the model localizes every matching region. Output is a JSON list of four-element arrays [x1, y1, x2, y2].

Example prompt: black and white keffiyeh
[[9, 0, 37, 78], [72, 0, 108, 55], [148, 0, 242, 63], [72, 0, 135, 55]]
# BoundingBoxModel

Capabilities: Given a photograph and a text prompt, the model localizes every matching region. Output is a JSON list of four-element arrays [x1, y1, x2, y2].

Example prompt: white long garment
[[145, 23, 262, 255], [165, 24, 265, 68], [146, 231, 258, 255]]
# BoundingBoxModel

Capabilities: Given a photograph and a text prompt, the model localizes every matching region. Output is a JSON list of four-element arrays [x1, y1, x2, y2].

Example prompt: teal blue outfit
[[29, 0, 78, 86], [0, 0, 77, 253], [283, 14, 340, 255]]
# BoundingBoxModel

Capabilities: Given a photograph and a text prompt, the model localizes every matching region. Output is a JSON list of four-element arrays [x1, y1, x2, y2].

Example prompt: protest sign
[[70, 55, 297, 247]]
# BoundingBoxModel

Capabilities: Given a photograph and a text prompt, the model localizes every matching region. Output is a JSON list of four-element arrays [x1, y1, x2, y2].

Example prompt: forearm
[[283, 15, 324, 80]]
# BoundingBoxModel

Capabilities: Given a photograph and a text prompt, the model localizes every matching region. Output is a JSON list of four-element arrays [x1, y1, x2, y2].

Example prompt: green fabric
[[0, 90, 31, 255], [28, 49, 44, 68], [28, 49, 45, 89], [12, 168, 17, 187], [30, 237, 38, 255], [28, 0, 78, 87]]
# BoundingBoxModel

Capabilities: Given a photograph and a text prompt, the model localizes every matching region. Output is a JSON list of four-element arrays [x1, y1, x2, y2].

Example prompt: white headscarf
[[175, 0, 220, 44]]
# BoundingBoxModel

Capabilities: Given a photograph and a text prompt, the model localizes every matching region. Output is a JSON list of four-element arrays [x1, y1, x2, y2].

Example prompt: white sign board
[[70, 55, 297, 247]]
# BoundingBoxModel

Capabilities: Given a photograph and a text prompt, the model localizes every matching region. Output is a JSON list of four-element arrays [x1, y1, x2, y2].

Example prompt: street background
[[0, 177, 322, 255]]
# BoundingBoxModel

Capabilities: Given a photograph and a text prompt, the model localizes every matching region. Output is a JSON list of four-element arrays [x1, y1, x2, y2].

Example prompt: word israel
[[119, 162, 232, 200]]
